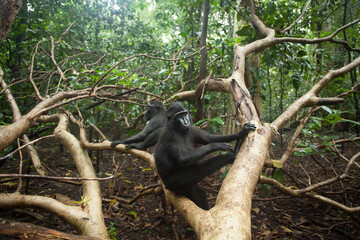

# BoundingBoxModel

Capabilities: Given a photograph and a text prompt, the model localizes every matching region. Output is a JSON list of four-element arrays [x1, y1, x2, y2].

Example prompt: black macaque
[[154, 102, 256, 210], [111, 101, 166, 150]]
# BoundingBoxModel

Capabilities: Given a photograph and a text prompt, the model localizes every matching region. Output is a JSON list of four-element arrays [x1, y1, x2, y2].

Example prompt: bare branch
[[29, 40, 45, 100], [0, 218, 104, 240], [275, 19, 360, 52], [0, 135, 54, 161], [109, 184, 162, 204], [168, 77, 229, 102], [279, 0, 312, 34], [0, 194, 89, 231], [271, 56, 360, 131], [248, 0, 274, 37], [89, 123, 107, 141], [0, 174, 114, 181], [55, 22, 75, 44], [259, 176, 360, 214], [49, 36, 66, 93]]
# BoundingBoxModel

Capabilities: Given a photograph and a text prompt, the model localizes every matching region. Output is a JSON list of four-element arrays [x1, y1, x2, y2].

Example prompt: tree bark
[[0, 0, 22, 43], [195, 0, 210, 122], [0, 218, 104, 240]]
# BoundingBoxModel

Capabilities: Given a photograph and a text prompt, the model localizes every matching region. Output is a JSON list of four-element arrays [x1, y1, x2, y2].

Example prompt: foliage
[[0, 0, 359, 136], [107, 222, 117, 240]]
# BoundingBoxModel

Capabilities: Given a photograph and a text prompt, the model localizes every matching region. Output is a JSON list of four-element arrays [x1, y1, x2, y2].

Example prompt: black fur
[[154, 102, 256, 210], [111, 101, 166, 150]]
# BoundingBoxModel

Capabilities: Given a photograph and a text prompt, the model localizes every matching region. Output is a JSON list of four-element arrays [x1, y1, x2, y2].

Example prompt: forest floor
[[0, 131, 359, 240]]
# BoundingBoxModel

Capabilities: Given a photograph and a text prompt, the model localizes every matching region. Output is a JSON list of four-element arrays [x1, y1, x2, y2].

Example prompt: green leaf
[[220, 170, 229, 179], [272, 169, 284, 184], [321, 106, 333, 114], [212, 117, 224, 125], [261, 184, 270, 196], [129, 211, 137, 218], [181, 61, 188, 71]]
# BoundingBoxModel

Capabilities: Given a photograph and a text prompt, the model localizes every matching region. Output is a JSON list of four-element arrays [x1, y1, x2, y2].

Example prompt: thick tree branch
[[0, 90, 91, 151], [271, 56, 360, 131], [168, 77, 229, 101], [0, 194, 89, 232], [36, 113, 108, 238], [0, 218, 103, 240]]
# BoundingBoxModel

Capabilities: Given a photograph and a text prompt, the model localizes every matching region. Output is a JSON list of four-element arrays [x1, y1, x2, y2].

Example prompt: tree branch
[[271, 56, 360, 131], [279, 0, 312, 34], [259, 176, 360, 214], [0, 174, 114, 181]]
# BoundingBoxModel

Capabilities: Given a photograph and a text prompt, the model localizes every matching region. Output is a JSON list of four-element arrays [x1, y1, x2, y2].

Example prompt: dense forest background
[[0, 0, 359, 239]]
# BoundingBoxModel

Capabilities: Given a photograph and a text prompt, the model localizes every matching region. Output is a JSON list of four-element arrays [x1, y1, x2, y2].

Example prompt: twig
[[75, 104, 84, 122], [330, 142, 360, 170], [90, 46, 206, 94], [259, 176, 360, 214], [55, 22, 75, 44], [89, 54, 183, 94], [29, 40, 45, 100], [200, 71, 212, 100], [15, 138, 23, 193], [299, 163, 311, 185], [172, 222, 180, 240], [109, 184, 161, 204], [279, 0, 312, 34], [89, 123, 107, 141], [0, 135, 54, 162], [49, 36, 66, 93]]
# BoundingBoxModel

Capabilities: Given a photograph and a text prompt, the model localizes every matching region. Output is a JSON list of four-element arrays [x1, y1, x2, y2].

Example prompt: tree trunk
[[0, 0, 22, 43], [195, 0, 210, 122]]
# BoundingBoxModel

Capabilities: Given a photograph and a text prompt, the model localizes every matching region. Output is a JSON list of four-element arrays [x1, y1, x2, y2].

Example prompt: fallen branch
[[0, 135, 54, 162], [0, 218, 103, 240], [0, 174, 114, 181]]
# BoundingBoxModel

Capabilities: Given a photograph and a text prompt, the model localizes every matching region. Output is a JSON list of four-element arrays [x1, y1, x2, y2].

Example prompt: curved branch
[[259, 176, 360, 214], [0, 135, 54, 162], [168, 77, 230, 102], [36, 113, 108, 237], [0, 194, 88, 232], [279, 0, 312, 34], [271, 56, 360, 131], [29, 41, 45, 100], [0, 88, 97, 152], [241, 18, 360, 58], [275, 19, 360, 52], [248, 0, 274, 37]]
